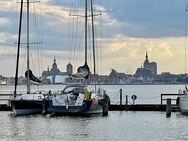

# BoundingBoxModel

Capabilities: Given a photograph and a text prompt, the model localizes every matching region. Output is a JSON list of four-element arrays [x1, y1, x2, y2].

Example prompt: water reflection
[[0, 111, 188, 141]]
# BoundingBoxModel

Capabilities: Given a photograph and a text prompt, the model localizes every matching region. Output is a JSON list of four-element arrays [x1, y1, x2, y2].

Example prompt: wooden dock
[[109, 104, 180, 112], [0, 104, 12, 111], [0, 104, 180, 112], [0, 92, 181, 112]]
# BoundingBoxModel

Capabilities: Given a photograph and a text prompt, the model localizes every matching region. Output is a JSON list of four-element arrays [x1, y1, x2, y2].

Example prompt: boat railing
[[0, 90, 59, 104]]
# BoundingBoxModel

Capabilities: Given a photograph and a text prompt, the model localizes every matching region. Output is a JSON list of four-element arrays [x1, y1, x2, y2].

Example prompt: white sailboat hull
[[180, 95, 188, 114]]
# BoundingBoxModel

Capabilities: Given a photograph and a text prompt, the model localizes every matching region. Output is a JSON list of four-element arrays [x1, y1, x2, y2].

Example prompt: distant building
[[134, 68, 152, 78], [67, 63, 73, 75], [108, 69, 126, 84], [42, 57, 60, 78], [42, 58, 72, 84], [144, 52, 157, 75], [134, 52, 157, 78]]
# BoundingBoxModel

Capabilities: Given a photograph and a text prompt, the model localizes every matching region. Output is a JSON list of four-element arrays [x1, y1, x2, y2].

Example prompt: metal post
[[126, 95, 128, 105], [26, 0, 30, 94], [14, 0, 24, 97], [133, 99, 135, 105], [120, 89, 122, 107], [166, 98, 171, 118]]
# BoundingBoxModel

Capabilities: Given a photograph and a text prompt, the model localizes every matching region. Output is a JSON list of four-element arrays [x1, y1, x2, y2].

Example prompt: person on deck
[[84, 90, 91, 100]]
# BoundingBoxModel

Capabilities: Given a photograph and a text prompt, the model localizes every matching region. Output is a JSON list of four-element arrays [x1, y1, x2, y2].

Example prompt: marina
[[0, 0, 188, 140], [0, 91, 181, 112], [0, 85, 184, 113]]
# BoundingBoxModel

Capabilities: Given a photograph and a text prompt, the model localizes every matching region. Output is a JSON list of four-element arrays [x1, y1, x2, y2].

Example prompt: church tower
[[67, 63, 73, 75], [143, 51, 157, 76], [51, 57, 60, 74]]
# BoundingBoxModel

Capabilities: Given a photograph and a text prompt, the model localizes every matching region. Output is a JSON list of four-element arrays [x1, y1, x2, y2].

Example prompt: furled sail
[[70, 63, 90, 79], [25, 69, 41, 83]]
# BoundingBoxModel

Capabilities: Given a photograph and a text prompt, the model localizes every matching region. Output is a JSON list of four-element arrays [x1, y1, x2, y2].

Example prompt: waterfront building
[[67, 63, 73, 75], [144, 52, 157, 75], [108, 69, 127, 84], [42, 58, 71, 84], [134, 52, 157, 78]]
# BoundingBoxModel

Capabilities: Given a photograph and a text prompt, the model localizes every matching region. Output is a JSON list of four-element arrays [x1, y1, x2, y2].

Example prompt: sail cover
[[25, 69, 41, 83], [70, 63, 90, 79]]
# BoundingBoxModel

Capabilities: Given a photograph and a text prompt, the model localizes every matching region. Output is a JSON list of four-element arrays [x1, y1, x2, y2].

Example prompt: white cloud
[[0, 17, 10, 26], [0, 0, 186, 76], [99, 34, 185, 74], [0, 32, 17, 43]]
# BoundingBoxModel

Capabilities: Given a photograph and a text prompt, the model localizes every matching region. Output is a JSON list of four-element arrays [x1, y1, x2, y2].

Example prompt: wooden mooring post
[[166, 98, 171, 118], [120, 89, 122, 108], [126, 95, 128, 105]]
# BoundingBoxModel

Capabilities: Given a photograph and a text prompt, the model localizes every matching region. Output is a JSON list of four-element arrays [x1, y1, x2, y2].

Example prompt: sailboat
[[179, 85, 188, 114], [10, 0, 45, 116], [48, 0, 110, 116]]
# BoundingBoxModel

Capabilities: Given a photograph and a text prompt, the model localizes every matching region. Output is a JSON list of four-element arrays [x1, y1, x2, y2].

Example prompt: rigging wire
[[185, 0, 188, 75], [68, 0, 103, 86]]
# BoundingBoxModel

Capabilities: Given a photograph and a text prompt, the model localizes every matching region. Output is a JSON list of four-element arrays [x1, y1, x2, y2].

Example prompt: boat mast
[[14, 0, 24, 98], [85, 0, 88, 65], [27, 0, 30, 94], [90, 0, 97, 93]]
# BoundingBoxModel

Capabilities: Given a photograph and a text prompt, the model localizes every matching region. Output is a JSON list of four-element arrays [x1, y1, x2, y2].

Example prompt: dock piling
[[120, 89, 122, 108], [126, 95, 128, 105], [166, 98, 171, 118]]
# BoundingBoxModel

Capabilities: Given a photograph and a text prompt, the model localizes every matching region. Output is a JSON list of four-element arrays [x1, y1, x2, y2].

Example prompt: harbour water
[[0, 85, 188, 141], [1, 111, 188, 141]]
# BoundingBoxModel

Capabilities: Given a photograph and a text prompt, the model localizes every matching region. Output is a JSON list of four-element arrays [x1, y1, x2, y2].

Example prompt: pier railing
[[0, 90, 182, 105], [0, 90, 182, 113], [160, 93, 182, 105]]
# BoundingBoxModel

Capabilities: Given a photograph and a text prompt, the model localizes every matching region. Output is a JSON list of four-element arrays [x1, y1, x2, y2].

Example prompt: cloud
[[102, 0, 186, 38], [0, 17, 10, 26], [104, 34, 174, 59], [99, 34, 185, 74], [0, 0, 186, 76]]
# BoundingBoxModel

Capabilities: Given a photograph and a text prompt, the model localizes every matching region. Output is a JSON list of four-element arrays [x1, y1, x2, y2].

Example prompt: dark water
[[1, 111, 188, 141]]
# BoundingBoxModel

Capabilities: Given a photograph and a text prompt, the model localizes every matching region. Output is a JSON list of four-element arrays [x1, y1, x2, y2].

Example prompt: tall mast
[[90, 0, 97, 93], [27, 0, 30, 93], [14, 0, 24, 97], [85, 0, 88, 64]]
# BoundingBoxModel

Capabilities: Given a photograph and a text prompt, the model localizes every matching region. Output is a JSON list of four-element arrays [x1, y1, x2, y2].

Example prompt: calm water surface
[[0, 85, 188, 141], [0, 111, 188, 141]]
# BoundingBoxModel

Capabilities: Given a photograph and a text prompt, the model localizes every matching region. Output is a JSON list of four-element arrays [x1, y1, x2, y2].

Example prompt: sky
[[0, 0, 187, 77]]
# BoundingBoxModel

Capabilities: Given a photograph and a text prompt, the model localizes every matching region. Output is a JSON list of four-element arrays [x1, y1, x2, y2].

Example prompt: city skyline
[[0, 0, 187, 77]]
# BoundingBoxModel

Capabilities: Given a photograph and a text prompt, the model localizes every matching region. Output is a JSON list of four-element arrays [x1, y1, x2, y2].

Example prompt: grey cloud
[[102, 0, 186, 38]]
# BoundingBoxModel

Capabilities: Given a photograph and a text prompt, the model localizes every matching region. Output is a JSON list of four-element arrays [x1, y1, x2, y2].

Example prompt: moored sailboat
[[179, 86, 188, 114], [48, 0, 110, 116], [10, 0, 45, 116]]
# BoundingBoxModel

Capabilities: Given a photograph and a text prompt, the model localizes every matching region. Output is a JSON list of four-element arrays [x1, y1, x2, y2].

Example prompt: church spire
[[54, 56, 56, 64], [146, 51, 148, 60], [144, 51, 149, 64]]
